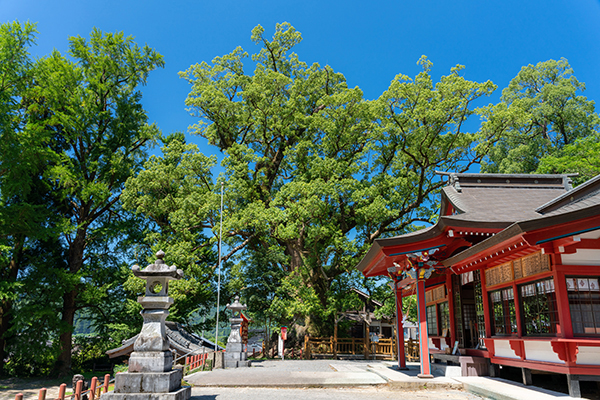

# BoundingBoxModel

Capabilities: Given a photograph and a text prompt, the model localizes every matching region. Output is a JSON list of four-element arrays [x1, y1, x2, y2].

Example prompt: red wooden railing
[[14, 374, 112, 400], [185, 353, 208, 371]]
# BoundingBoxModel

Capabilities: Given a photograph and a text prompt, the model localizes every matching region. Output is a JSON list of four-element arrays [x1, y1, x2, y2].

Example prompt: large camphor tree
[[178, 23, 497, 335]]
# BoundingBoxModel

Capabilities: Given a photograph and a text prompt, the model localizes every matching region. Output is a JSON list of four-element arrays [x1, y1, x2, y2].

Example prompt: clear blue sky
[[3, 0, 600, 158]]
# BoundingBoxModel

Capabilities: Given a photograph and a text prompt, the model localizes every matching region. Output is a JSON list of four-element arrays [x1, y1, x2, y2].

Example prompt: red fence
[[14, 374, 113, 400], [185, 353, 208, 371]]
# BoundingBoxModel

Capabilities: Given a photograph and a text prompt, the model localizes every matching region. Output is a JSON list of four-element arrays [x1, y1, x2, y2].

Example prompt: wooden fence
[[185, 353, 209, 371], [13, 374, 113, 400], [304, 336, 421, 361]]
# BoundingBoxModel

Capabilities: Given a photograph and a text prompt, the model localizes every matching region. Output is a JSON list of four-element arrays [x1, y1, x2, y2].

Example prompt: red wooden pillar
[[447, 271, 456, 349], [554, 266, 573, 338], [481, 268, 492, 339], [394, 280, 407, 369], [416, 274, 433, 378], [513, 281, 523, 337]]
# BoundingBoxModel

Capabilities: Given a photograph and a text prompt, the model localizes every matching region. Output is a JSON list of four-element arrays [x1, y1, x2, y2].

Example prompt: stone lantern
[[224, 296, 250, 368], [102, 251, 191, 400]]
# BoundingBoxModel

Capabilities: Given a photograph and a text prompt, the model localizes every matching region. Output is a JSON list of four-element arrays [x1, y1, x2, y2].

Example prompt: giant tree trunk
[[285, 241, 334, 337]]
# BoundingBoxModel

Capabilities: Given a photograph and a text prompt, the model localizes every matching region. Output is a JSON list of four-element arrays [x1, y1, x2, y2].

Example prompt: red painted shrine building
[[356, 172, 600, 395]]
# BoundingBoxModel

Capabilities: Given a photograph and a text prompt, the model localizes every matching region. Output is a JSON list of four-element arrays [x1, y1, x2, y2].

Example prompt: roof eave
[[443, 203, 600, 267]]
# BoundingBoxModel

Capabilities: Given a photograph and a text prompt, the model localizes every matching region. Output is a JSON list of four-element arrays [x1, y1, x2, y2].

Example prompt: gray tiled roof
[[442, 185, 567, 223], [541, 189, 600, 217]]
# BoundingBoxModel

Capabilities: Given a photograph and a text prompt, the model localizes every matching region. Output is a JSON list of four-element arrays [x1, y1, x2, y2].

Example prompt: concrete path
[[454, 377, 575, 400], [189, 386, 483, 400], [186, 360, 579, 400], [187, 360, 387, 388]]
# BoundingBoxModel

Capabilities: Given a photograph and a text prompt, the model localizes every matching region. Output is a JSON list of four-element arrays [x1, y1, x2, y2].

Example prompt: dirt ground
[[0, 375, 112, 400], [0, 377, 66, 400]]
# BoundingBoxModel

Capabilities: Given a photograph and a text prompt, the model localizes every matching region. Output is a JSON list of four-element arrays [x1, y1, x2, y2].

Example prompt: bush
[[72, 335, 112, 373]]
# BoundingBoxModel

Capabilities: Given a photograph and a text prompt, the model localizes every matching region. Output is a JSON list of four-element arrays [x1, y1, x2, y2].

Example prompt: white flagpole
[[215, 182, 224, 349]]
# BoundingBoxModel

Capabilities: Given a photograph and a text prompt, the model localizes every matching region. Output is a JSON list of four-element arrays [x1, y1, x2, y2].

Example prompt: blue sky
[[3, 0, 600, 159]]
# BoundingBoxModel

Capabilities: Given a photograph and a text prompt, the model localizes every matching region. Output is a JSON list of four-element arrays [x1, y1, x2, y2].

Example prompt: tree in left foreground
[[25, 29, 164, 376]]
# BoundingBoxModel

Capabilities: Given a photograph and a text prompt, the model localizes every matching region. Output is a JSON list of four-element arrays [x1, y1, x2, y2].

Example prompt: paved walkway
[[0, 360, 584, 400], [189, 386, 483, 400], [186, 360, 578, 400]]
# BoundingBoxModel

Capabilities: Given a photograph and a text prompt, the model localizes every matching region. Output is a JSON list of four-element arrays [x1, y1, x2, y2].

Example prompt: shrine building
[[355, 172, 600, 397]]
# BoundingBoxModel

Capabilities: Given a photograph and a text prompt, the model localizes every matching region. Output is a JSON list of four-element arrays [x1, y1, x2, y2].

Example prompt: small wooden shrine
[[356, 172, 600, 396]]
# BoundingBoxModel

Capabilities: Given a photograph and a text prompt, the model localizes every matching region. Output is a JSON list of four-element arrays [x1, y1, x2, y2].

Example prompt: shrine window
[[519, 278, 559, 336], [439, 301, 450, 334], [567, 276, 600, 336], [425, 301, 450, 336], [489, 287, 517, 335], [426, 305, 438, 336]]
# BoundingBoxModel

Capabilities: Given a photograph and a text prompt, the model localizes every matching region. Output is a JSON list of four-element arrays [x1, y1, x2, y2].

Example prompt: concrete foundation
[[102, 369, 191, 400], [114, 369, 182, 393], [101, 386, 191, 400]]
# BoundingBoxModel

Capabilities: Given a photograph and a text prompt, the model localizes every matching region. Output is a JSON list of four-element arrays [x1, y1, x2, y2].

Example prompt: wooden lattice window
[[567, 276, 600, 336], [489, 287, 517, 335], [519, 278, 559, 336]]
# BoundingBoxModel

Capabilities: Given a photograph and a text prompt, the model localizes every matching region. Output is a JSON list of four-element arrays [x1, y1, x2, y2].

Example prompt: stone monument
[[223, 296, 250, 368], [102, 251, 191, 400]]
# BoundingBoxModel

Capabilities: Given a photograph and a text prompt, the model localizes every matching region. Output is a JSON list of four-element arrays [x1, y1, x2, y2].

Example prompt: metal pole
[[215, 182, 224, 349]]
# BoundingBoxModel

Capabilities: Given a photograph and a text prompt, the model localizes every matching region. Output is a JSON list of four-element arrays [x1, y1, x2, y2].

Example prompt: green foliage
[[481, 58, 600, 174], [113, 363, 128, 374], [536, 134, 600, 186], [180, 23, 497, 335], [122, 134, 218, 327], [71, 335, 111, 373], [0, 21, 165, 377]]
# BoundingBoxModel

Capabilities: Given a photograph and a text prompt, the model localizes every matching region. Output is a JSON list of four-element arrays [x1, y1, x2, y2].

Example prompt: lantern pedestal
[[224, 296, 250, 368], [102, 251, 191, 400]]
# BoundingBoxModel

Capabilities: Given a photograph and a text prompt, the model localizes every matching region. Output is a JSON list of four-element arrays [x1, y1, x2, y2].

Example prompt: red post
[[58, 384, 67, 400], [15, 394, 23, 400], [103, 374, 110, 393], [38, 388, 47, 400], [447, 272, 456, 348], [394, 279, 407, 369], [75, 379, 83, 400], [416, 274, 433, 378], [90, 377, 98, 400]]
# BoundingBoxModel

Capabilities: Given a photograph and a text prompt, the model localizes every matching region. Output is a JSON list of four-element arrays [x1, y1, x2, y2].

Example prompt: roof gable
[[536, 174, 600, 215], [440, 172, 572, 223]]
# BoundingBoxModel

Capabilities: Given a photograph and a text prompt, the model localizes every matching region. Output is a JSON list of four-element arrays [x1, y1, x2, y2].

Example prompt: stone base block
[[224, 359, 251, 368], [224, 350, 247, 361], [101, 386, 191, 400], [114, 370, 182, 393], [129, 351, 173, 372], [226, 342, 244, 353]]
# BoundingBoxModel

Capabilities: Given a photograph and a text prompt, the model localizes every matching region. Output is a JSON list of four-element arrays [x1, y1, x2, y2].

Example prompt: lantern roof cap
[[226, 296, 247, 312], [132, 250, 183, 280]]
